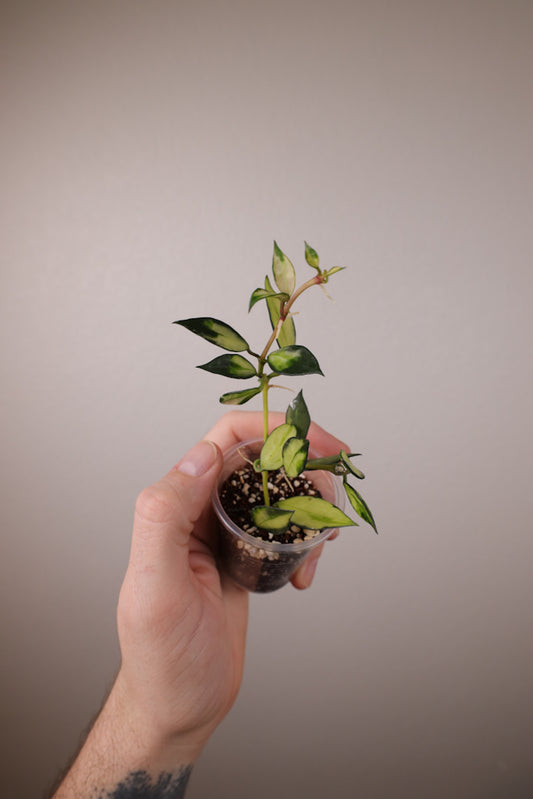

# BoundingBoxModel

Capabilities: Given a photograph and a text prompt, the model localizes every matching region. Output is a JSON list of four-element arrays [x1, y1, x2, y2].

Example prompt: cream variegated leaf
[[272, 241, 296, 295], [275, 496, 356, 530]]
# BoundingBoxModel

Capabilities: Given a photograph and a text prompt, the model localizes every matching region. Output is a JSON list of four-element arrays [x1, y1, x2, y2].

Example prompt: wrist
[[108, 670, 208, 769], [51, 674, 202, 798]]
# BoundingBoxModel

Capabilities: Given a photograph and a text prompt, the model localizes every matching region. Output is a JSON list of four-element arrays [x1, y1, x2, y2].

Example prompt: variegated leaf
[[282, 437, 309, 478], [174, 317, 249, 352], [219, 386, 262, 405], [340, 450, 365, 479], [267, 345, 323, 376], [264, 275, 296, 347], [198, 354, 257, 379], [252, 506, 294, 533], [344, 480, 378, 533], [304, 241, 320, 270], [272, 241, 296, 295], [285, 390, 311, 438], [249, 287, 289, 312], [275, 496, 356, 530], [325, 266, 345, 278], [260, 423, 297, 470]]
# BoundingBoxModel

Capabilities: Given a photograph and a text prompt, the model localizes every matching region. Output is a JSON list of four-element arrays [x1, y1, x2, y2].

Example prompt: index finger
[[203, 410, 350, 456]]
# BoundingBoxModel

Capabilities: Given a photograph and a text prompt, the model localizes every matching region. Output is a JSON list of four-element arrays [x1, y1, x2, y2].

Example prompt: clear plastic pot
[[212, 438, 345, 593]]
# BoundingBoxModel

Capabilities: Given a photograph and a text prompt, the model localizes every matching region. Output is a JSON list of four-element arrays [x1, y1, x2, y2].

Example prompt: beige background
[[1, 1, 532, 797]]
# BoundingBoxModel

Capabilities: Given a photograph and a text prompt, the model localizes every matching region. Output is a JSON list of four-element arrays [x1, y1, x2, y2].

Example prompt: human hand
[[114, 412, 347, 755], [51, 411, 347, 797]]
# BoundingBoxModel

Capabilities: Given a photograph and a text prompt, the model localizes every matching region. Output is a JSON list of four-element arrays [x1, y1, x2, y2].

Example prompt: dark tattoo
[[91, 768, 192, 798]]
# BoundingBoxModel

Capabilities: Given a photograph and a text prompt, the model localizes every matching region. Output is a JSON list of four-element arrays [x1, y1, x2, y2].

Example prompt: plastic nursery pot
[[212, 438, 346, 593]]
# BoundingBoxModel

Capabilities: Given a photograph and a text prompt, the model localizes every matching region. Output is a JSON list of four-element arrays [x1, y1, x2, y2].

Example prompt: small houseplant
[[175, 242, 377, 591]]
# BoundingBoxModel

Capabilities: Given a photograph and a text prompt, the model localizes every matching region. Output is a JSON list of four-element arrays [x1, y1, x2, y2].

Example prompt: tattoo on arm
[[90, 767, 193, 798]]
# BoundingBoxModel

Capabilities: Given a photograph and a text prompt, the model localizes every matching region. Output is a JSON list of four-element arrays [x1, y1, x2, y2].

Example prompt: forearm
[[54, 763, 193, 799], [50, 428, 255, 797], [50, 675, 201, 799]]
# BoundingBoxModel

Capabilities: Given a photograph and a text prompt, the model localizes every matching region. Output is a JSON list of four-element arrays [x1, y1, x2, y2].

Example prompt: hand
[[115, 412, 347, 751], [51, 411, 347, 797]]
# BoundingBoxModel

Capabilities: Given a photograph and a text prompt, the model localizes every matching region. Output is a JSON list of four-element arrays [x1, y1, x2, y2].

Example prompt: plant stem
[[258, 273, 323, 509], [261, 380, 270, 505], [259, 274, 322, 362]]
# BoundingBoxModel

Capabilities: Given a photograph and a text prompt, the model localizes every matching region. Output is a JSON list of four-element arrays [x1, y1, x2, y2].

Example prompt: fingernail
[[301, 555, 318, 588], [174, 440, 218, 477]]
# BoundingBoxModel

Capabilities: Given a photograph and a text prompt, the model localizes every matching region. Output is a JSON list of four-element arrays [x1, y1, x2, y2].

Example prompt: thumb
[[129, 440, 222, 585]]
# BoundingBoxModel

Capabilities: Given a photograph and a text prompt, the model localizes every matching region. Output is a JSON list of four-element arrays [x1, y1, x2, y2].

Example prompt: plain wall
[[1, 1, 532, 797]]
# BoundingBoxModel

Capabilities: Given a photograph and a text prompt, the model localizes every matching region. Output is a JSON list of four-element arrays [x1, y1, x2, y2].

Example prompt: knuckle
[[135, 482, 178, 526], [225, 409, 246, 427]]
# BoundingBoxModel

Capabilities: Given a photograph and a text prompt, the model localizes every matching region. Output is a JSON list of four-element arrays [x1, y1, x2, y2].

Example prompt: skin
[[50, 411, 347, 798]]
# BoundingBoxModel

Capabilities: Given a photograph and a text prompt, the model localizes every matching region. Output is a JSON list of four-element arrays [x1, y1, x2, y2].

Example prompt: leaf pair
[[257, 391, 310, 479], [273, 239, 322, 283], [252, 496, 355, 535], [304, 241, 346, 281], [175, 316, 322, 378], [259, 423, 309, 478]]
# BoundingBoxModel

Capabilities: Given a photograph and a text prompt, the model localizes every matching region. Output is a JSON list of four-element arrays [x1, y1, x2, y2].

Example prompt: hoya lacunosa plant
[[175, 242, 377, 536]]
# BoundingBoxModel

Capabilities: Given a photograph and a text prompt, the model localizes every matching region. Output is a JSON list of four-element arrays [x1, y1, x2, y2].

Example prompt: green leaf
[[324, 266, 346, 282], [267, 345, 324, 376], [304, 453, 342, 471], [264, 276, 296, 347], [285, 390, 311, 438], [260, 423, 297, 470], [249, 288, 289, 312], [282, 437, 309, 478], [272, 241, 296, 295], [219, 386, 262, 405], [174, 317, 249, 352], [252, 506, 294, 533], [340, 450, 365, 479], [304, 241, 320, 270], [198, 354, 257, 379], [305, 452, 363, 476], [275, 496, 356, 530], [343, 480, 378, 533]]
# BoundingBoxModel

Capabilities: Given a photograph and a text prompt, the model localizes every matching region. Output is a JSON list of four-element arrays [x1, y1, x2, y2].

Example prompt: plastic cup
[[212, 438, 345, 593]]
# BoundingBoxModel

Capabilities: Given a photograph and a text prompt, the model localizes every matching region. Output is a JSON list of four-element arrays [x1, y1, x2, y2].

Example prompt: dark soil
[[219, 464, 322, 544]]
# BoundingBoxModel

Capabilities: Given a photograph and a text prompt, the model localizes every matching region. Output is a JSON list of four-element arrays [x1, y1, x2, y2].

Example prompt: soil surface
[[219, 464, 322, 544]]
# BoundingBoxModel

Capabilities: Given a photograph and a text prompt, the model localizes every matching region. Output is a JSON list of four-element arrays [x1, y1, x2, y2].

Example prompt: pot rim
[[212, 437, 345, 554]]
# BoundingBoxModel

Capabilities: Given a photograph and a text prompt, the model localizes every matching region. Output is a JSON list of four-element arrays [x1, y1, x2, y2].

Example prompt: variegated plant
[[175, 242, 377, 536]]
